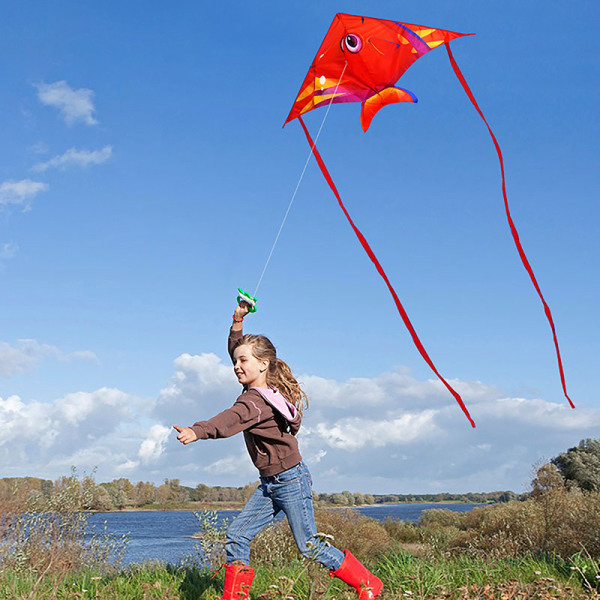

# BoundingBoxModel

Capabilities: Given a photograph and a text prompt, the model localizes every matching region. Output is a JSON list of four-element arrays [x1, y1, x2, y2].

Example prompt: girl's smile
[[233, 344, 269, 388]]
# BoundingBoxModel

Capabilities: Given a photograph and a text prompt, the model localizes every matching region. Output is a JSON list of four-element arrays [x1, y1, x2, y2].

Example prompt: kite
[[282, 13, 573, 427]]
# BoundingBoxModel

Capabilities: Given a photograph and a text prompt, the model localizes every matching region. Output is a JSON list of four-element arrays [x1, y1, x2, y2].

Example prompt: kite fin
[[361, 86, 417, 131], [445, 42, 574, 409]]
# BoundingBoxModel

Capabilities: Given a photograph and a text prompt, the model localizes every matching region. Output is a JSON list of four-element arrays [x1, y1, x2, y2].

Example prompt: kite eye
[[342, 33, 362, 53]]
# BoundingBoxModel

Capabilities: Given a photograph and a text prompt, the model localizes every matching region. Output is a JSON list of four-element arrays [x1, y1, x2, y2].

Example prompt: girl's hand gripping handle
[[237, 288, 257, 313]]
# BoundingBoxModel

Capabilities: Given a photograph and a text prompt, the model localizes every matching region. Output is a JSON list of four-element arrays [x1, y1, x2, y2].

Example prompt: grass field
[[2, 469, 600, 599], [1, 548, 599, 600]]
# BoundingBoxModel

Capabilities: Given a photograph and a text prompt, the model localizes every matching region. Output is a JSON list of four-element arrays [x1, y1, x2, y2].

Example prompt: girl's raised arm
[[232, 302, 249, 332], [229, 301, 250, 359]]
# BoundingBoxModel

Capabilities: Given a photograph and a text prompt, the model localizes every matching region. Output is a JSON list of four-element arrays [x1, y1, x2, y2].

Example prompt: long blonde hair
[[235, 334, 308, 416]]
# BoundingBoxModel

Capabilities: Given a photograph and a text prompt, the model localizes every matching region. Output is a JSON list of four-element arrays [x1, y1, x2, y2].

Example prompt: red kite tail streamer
[[445, 43, 574, 409], [298, 116, 476, 428]]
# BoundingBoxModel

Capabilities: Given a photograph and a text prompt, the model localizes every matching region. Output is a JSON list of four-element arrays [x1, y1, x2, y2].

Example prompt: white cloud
[[293, 369, 600, 492], [166, 353, 236, 392], [0, 339, 98, 378], [314, 410, 440, 451], [33, 146, 112, 172], [0, 179, 48, 211], [476, 396, 600, 429], [138, 425, 171, 464], [0, 388, 146, 477], [116, 460, 140, 472], [35, 80, 98, 126], [2, 348, 598, 494], [155, 352, 239, 419], [202, 454, 257, 477], [55, 387, 132, 427], [0, 395, 30, 446], [150, 353, 600, 493], [47, 445, 130, 473], [0, 351, 243, 486], [301, 371, 494, 415]]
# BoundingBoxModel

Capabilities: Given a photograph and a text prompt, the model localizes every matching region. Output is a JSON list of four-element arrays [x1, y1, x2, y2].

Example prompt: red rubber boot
[[221, 564, 255, 600], [330, 550, 383, 599]]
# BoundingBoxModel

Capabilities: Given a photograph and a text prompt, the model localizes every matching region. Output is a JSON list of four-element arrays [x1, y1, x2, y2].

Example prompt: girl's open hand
[[173, 425, 198, 445]]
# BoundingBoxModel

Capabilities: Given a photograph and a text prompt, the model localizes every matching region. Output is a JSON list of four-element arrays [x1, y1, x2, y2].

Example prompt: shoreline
[[88, 499, 493, 513]]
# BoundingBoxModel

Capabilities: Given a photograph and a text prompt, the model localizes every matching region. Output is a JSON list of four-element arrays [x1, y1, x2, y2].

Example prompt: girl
[[173, 303, 383, 600]]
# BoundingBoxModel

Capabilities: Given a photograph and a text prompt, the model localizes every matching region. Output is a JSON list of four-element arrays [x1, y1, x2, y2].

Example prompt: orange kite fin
[[360, 86, 417, 131]]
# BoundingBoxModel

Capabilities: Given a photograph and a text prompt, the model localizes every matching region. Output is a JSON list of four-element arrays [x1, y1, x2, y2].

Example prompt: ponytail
[[270, 357, 309, 417], [235, 334, 308, 416]]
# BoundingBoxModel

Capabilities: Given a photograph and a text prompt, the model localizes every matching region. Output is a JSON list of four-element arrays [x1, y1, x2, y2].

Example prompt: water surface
[[88, 503, 485, 565]]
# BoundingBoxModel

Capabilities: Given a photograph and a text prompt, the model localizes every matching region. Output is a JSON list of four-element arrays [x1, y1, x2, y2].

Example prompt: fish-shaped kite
[[284, 13, 573, 427], [284, 14, 467, 131]]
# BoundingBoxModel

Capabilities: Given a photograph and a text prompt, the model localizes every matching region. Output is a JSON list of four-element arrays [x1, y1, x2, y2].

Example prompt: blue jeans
[[225, 461, 345, 570]]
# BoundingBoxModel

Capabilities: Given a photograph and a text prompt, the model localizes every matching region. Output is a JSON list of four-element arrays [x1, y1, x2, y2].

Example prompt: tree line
[[0, 475, 518, 512], [0, 476, 259, 511], [3, 438, 597, 512]]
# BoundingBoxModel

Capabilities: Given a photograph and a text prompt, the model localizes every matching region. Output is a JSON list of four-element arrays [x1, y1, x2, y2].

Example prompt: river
[[88, 503, 486, 566]]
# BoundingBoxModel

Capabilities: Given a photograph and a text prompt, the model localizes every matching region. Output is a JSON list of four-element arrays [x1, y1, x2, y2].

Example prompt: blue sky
[[0, 0, 599, 494]]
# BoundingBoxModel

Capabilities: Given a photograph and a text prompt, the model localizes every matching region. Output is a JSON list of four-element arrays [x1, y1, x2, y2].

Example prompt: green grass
[[1, 547, 598, 600]]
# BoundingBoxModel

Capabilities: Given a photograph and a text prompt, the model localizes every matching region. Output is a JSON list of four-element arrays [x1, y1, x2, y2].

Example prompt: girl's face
[[233, 344, 269, 388]]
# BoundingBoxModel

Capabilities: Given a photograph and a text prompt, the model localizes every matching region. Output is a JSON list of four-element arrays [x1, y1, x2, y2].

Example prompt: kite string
[[252, 62, 348, 298]]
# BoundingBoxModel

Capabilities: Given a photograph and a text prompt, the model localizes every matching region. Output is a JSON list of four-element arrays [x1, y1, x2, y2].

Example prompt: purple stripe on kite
[[331, 94, 367, 103], [314, 86, 346, 96], [314, 89, 368, 102], [393, 22, 430, 56]]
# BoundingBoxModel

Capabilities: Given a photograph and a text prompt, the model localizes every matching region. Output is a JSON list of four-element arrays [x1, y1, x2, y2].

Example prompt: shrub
[[419, 508, 464, 530], [251, 507, 394, 566], [414, 487, 600, 559], [1, 473, 128, 575], [381, 516, 421, 544], [313, 508, 392, 560]]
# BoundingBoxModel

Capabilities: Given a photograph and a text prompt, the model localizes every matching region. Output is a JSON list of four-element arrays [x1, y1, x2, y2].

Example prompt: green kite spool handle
[[237, 288, 257, 313]]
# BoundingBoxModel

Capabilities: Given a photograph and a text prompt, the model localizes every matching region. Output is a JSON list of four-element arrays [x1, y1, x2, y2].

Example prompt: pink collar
[[250, 386, 298, 422]]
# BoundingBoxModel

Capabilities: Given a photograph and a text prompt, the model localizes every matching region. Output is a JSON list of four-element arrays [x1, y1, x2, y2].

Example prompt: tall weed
[[1, 473, 128, 575], [192, 510, 229, 568], [314, 508, 392, 559]]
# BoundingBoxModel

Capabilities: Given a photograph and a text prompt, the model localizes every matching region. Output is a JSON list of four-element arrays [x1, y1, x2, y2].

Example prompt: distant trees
[[190, 482, 258, 504], [313, 491, 516, 506], [0, 476, 526, 511], [17, 452, 592, 513], [366, 491, 522, 504], [315, 491, 375, 506], [133, 481, 157, 507], [3, 439, 598, 513], [0, 475, 261, 511]]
